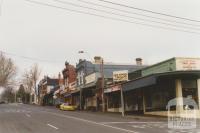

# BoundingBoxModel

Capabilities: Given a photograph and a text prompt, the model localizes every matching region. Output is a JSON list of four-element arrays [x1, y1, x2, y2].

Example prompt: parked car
[[55, 101, 63, 108], [0, 101, 5, 104], [60, 103, 76, 111]]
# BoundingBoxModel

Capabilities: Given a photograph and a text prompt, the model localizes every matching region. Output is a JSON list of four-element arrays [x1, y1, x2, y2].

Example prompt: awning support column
[[175, 79, 183, 114], [197, 79, 200, 109], [120, 87, 125, 117]]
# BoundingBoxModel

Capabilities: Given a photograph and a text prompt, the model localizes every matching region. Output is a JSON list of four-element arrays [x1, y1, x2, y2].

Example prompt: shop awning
[[64, 93, 71, 98], [71, 89, 80, 95], [122, 70, 200, 92], [104, 85, 121, 93], [122, 75, 157, 92]]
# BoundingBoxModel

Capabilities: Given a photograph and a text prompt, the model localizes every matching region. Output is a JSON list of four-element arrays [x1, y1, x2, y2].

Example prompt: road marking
[[26, 114, 31, 117], [100, 121, 165, 124], [47, 124, 59, 130], [41, 110, 138, 133]]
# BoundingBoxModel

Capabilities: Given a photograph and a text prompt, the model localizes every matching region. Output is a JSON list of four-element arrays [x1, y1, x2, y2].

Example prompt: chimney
[[79, 59, 83, 63], [136, 58, 142, 65], [58, 72, 61, 80], [94, 56, 102, 64]]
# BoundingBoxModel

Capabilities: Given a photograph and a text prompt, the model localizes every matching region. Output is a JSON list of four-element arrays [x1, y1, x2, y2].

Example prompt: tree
[[17, 84, 26, 103], [1, 87, 15, 103], [30, 64, 41, 96], [0, 53, 17, 87], [22, 63, 41, 104]]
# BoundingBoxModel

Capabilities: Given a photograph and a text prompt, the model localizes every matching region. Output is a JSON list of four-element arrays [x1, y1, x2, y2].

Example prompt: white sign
[[176, 58, 200, 71], [85, 73, 100, 84], [113, 70, 128, 82], [47, 86, 54, 94], [104, 85, 121, 93]]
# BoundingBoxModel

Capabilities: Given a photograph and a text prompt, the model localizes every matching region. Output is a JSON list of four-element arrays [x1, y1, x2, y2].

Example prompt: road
[[0, 104, 199, 133]]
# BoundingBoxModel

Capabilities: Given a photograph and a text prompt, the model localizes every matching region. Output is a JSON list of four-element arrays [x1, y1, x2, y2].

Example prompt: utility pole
[[120, 87, 125, 117], [15, 90, 17, 103], [100, 58, 105, 112]]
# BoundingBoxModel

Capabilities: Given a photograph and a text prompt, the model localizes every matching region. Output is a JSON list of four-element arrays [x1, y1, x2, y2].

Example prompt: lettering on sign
[[176, 58, 200, 71], [113, 70, 128, 82]]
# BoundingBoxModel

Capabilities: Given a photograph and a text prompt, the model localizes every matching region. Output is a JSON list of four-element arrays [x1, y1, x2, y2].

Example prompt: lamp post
[[78, 51, 93, 110]]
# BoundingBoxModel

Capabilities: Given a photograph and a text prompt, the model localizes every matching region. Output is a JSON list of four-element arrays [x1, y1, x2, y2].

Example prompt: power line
[[98, 0, 200, 23], [0, 50, 64, 63], [54, 0, 200, 31], [77, 0, 200, 27], [24, 0, 200, 35], [0, 0, 3, 16]]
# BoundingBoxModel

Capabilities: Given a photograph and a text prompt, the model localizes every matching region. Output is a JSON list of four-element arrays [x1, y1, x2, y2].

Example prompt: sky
[[1, 0, 200, 80]]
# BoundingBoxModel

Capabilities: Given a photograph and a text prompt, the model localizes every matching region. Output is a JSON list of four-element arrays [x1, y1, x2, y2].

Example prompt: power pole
[[120, 87, 125, 116], [15, 91, 17, 103], [101, 58, 105, 112]]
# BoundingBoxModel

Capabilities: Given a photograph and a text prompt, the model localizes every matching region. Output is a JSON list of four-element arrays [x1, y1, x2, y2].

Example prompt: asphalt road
[[0, 104, 199, 133]]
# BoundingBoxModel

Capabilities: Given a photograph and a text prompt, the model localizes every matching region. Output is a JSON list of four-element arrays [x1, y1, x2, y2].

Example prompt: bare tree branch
[[0, 53, 17, 87]]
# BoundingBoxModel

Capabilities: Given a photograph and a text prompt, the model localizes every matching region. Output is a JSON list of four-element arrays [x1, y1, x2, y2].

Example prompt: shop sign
[[113, 70, 128, 82], [85, 72, 100, 84], [47, 86, 54, 94], [176, 58, 200, 71], [104, 85, 121, 93]]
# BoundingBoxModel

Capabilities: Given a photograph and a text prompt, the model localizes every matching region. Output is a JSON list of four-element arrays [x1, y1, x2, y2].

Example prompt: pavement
[[0, 103, 200, 133]]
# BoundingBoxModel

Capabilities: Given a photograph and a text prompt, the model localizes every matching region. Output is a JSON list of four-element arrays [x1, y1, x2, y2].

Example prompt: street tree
[[22, 63, 41, 104], [17, 84, 26, 103], [1, 86, 15, 103], [0, 53, 17, 87]]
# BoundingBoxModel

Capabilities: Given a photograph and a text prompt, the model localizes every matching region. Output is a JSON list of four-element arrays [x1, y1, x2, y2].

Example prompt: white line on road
[[100, 121, 165, 124], [26, 114, 31, 117], [41, 110, 138, 133], [47, 124, 59, 130]]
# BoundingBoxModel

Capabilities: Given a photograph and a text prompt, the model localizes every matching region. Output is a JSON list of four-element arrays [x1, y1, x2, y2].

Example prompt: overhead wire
[[24, 0, 200, 35], [0, 50, 64, 63], [98, 0, 200, 23], [77, 0, 200, 27], [54, 0, 200, 31]]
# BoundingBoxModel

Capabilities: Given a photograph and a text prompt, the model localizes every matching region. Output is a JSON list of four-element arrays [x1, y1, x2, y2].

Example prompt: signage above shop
[[104, 85, 121, 93], [176, 58, 200, 71], [85, 72, 100, 84], [113, 70, 128, 82]]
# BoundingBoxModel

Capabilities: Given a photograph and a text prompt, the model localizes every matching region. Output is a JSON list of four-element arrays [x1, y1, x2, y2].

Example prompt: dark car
[[0, 101, 5, 104]]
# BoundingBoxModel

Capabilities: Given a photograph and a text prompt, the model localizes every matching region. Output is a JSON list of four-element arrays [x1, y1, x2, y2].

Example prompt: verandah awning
[[122, 75, 156, 92], [122, 70, 200, 92]]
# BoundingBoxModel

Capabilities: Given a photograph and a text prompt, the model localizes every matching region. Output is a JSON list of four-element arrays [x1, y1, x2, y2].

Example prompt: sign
[[85, 73, 100, 84], [104, 85, 121, 93], [113, 70, 128, 82], [47, 86, 54, 94], [176, 58, 200, 71]]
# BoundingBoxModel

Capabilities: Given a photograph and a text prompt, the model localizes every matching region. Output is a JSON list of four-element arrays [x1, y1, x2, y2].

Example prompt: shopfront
[[122, 71, 200, 117], [104, 85, 122, 112]]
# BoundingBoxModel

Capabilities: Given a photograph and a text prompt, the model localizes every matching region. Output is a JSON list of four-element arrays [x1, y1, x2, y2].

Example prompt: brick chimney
[[136, 58, 142, 65], [94, 56, 102, 64], [58, 72, 62, 85]]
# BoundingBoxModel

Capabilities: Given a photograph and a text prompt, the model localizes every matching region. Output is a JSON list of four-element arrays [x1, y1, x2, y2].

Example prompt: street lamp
[[78, 50, 93, 62]]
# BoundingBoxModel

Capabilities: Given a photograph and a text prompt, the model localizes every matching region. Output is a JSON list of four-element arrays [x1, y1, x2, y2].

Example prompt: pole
[[80, 88, 82, 110], [120, 86, 125, 117], [101, 58, 105, 112], [15, 91, 17, 103]]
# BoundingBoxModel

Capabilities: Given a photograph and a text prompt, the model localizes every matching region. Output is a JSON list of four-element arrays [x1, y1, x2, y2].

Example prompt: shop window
[[145, 79, 176, 112], [182, 79, 198, 109]]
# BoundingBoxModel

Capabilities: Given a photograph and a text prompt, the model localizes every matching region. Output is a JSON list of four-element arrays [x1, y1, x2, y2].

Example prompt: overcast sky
[[1, 0, 200, 79]]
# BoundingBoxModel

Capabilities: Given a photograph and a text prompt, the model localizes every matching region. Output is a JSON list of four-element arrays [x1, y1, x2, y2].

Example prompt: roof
[[76, 60, 146, 78], [46, 77, 59, 86], [122, 70, 200, 92]]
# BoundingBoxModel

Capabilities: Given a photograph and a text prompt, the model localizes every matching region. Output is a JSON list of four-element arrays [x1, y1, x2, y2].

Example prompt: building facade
[[121, 57, 200, 118]]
